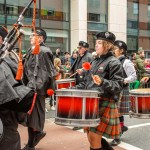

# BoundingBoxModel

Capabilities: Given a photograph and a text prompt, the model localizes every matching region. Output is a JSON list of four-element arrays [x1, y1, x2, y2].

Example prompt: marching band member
[[75, 32, 124, 150], [70, 41, 93, 130], [70, 41, 93, 84], [0, 26, 34, 150], [110, 40, 137, 146], [22, 28, 55, 150], [0, 26, 22, 150]]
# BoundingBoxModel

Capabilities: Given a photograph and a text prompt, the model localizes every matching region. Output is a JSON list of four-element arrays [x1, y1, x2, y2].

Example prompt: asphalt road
[[45, 108, 150, 150]]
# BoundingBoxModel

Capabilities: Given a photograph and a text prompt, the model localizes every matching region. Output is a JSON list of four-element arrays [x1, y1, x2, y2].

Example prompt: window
[[148, 4, 150, 16], [88, 13, 100, 22], [0, 3, 4, 14], [133, 2, 138, 15]]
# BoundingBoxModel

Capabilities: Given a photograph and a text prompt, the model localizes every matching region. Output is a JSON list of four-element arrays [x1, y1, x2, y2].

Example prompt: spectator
[[135, 49, 147, 81], [70, 50, 78, 66]]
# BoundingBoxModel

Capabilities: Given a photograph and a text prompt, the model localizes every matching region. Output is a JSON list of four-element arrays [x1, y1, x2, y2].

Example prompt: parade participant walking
[[70, 41, 93, 130], [0, 26, 22, 150], [0, 26, 34, 150], [22, 28, 55, 150], [70, 41, 93, 85], [110, 40, 137, 146], [75, 32, 124, 150]]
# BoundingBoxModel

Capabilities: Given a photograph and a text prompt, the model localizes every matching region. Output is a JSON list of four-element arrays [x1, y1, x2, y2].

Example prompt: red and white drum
[[129, 88, 150, 118], [55, 89, 100, 127], [56, 78, 76, 89]]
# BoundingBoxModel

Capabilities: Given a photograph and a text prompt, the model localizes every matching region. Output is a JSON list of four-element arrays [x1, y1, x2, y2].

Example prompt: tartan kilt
[[85, 99, 121, 139], [117, 86, 130, 115]]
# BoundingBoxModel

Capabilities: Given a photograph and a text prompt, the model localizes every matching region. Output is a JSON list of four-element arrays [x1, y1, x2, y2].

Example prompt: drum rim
[[56, 89, 100, 94], [130, 88, 150, 95], [56, 78, 76, 83]]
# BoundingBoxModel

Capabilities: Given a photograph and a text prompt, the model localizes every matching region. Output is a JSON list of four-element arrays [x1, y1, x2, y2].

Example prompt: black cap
[[0, 26, 8, 40], [96, 31, 116, 44], [32, 28, 47, 42], [78, 41, 89, 48], [114, 40, 127, 51]]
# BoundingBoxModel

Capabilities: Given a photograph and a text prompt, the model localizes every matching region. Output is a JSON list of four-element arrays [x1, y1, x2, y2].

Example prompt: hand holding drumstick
[[92, 74, 103, 85]]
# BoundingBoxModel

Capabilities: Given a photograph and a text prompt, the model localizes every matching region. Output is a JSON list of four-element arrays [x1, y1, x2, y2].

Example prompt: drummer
[[75, 32, 124, 150], [110, 40, 137, 146], [70, 41, 93, 130], [70, 41, 93, 85]]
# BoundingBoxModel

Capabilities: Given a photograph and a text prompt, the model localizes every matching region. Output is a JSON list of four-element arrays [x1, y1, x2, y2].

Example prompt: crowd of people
[[1, 24, 150, 150]]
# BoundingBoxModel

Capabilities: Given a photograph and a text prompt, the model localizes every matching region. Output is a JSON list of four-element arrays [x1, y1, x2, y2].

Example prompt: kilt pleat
[[86, 99, 121, 139], [117, 87, 130, 115]]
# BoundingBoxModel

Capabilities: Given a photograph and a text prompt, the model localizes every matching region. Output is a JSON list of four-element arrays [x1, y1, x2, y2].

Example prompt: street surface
[[19, 109, 150, 150]]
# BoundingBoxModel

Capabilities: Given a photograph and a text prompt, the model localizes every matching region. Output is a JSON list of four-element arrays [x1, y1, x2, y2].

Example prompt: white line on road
[[128, 122, 150, 129], [118, 141, 143, 150]]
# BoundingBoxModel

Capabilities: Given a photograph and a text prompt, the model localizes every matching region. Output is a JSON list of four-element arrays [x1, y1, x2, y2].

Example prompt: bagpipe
[[0, 0, 39, 114]]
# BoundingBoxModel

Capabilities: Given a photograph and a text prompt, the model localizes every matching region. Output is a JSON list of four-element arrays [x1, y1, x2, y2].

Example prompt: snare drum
[[129, 88, 150, 118], [56, 78, 76, 89], [55, 89, 100, 127]]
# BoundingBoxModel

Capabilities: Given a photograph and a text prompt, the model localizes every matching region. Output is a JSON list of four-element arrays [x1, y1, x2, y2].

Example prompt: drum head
[[0, 118, 4, 142], [130, 88, 150, 95]]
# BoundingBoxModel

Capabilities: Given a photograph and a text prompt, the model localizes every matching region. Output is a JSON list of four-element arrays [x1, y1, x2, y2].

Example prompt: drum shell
[[55, 89, 100, 127], [130, 88, 150, 118], [56, 78, 76, 89]]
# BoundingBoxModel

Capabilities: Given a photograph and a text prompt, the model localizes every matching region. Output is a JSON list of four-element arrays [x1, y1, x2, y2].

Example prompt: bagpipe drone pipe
[[0, 0, 36, 114]]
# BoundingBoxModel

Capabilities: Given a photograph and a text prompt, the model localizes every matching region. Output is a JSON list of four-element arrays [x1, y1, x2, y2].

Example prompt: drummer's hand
[[92, 75, 102, 85], [76, 69, 83, 75], [140, 77, 149, 83]]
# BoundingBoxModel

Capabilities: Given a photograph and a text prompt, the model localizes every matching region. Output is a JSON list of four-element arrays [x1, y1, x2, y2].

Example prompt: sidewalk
[[19, 110, 126, 150]]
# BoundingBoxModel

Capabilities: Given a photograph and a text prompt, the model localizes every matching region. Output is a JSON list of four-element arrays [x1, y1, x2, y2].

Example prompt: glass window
[[41, 0, 70, 53], [87, 0, 108, 51], [133, 2, 138, 15], [6, 0, 39, 25], [87, 0, 108, 23], [148, 4, 150, 16]]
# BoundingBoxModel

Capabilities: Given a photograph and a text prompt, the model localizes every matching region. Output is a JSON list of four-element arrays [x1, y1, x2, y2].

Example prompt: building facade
[[0, 0, 150, 55]]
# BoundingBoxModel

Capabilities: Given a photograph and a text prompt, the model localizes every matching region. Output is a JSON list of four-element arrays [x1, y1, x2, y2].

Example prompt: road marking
[[128, 123, 150, 129], [118, 141, 143, 150]]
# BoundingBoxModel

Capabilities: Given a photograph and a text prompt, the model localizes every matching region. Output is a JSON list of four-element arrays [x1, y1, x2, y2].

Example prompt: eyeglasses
[[29, 34, 39, 38]]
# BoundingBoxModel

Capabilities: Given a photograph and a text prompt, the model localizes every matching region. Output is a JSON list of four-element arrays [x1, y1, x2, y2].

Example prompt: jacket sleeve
[[100, 60, 123, 95], [36, 50, 56, 92]]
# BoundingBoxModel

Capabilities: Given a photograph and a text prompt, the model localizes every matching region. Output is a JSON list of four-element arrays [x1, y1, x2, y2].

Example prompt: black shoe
[[21, 145, 35, 150], [101, 138, 114, 150], [72, 127, 82, 130], [33, 131, 46, 147], [121, 125, 128, 134], [109, 139, 121, 146]]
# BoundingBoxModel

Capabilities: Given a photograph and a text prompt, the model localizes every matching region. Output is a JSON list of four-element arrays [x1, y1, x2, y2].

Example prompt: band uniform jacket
[[70, 51, 93, 84], [76, 52, 124, 100], [0, 52, 30, 150], [23, 43, 56, 131]]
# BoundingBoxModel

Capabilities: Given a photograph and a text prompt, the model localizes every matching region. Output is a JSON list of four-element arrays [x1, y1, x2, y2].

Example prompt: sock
[[101, 138, 114, 150], [119, 116, 124, 127], [27, 127, 35, 148]]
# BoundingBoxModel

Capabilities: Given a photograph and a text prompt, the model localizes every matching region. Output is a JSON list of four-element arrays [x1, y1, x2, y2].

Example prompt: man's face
[[77, 46, 86, 56], [29, 33, 42, 45]]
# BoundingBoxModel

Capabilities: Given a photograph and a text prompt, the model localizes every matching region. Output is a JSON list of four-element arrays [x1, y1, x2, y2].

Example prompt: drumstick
[[68, 71, 82, 78], [68, 62, 92, 78]]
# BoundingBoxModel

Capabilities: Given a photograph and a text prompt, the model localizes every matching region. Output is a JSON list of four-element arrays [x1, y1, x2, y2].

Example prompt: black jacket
[[23, 44, 56, 95], [76, 52, 124, 100], [70, 51, 93, 84]]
